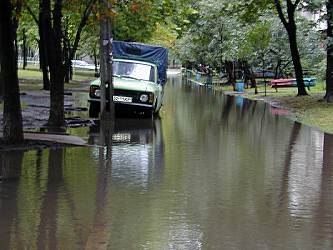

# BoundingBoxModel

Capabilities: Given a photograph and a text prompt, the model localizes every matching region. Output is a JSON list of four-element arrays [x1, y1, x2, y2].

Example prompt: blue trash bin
[[236, 82, 245, 92], [236, 95, 244, 107], [196, 72, 201, 81]]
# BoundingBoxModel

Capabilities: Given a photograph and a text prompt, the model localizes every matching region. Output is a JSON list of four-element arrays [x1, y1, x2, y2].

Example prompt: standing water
[[1, 76, 333, 249]]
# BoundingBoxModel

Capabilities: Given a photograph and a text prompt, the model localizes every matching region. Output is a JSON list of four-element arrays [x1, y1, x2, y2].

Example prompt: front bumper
[[88, 98, 154, 109]]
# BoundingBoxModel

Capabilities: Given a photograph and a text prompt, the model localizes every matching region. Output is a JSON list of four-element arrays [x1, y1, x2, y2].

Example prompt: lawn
[[18, 68, 96, 91]]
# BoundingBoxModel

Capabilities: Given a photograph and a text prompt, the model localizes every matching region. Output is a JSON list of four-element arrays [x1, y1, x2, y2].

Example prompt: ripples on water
[[0, 76, 333, 249]]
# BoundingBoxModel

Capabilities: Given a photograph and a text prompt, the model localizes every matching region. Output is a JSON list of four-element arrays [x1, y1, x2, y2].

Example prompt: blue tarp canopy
[[113, 41, 168, 85]]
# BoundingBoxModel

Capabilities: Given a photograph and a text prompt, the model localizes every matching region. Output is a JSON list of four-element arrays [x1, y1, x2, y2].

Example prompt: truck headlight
[[89, 86, 101, 98], [140, 94, 149, 102], [94, 89, 100, 97]]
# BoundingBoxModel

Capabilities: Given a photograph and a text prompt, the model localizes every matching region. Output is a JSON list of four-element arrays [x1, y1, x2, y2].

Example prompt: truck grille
[[90, 86, 147, 103], [113, 89, 141, 102]]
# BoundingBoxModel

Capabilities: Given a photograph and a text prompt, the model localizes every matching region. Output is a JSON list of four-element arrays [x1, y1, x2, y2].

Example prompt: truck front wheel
[[143, 108, 154, 118], [89, 102, 100, 118]]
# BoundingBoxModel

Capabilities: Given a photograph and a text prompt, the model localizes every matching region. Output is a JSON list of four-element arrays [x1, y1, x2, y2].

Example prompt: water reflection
[[89, 118, 165, 190], [314, 134, 333, 244], [37, 149, 64, 250], [0, 150, 25, 250], [0, 77, 333, 249]]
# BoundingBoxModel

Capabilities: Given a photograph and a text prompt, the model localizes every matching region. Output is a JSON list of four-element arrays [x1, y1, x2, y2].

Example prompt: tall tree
[[0, 0, 24, 143], [25, 0, 51, 90], [274, 0, 307, 95], [325, 0, 333, 102], [99, 0, 114, 120], [42, 0, 65, 127], [63, 0, 97, 82]]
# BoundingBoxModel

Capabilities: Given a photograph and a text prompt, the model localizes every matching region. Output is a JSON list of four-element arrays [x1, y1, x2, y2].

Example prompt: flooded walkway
[[1, 76, 333, 249]]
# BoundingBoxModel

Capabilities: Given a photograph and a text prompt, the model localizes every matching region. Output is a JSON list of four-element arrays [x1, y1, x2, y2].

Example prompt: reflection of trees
[[221, 96, 234, 126], [278, 122, 302, 211], [151, 117, 165, 184], [313, 134, 333, 245], [0, 150, 25, 250], [85, 123, 112, 249], [0, 150, 25, 180], [37, 148, 64, 250]]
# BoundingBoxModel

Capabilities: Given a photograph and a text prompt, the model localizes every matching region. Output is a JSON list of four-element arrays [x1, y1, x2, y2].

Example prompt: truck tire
[[89, 102, 100, 118], [144, 108, 154, 118], [154, 106, 161, 116]]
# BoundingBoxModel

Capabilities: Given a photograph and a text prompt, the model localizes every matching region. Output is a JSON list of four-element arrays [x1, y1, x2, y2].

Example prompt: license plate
[[112, 133, 131, 143], [113, 96, 132, 103]]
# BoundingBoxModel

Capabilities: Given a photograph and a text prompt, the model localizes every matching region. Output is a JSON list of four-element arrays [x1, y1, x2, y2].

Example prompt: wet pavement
[[1, 76, 333, 249]]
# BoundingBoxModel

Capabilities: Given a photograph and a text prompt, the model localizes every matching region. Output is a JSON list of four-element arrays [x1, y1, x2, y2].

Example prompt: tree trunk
[[22, 29, 27, 69], [0, 56, 3, 99], [99, 0, 115, 121], [225, 61, 236, 90], [274, 0, 307, 96], [94, 47, 99, 76], [43, 0, 65, 127], [243, 61, 257, 89], [0, 0, 24, 143], [39, 0, 50, 90], [274, 59, 281, 79], [325, 0, 333, 102], [49, 0, 65, 127], [288, 27, 307, 95], [64, 0, 97, 81], [63, 24, 70, 83]]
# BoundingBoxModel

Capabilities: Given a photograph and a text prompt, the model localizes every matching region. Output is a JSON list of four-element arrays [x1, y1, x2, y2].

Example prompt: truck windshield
[[113, 61, 155, 82]]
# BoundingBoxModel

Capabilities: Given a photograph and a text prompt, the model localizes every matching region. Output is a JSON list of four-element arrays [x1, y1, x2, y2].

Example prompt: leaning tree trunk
[[93, 47, 99, 76], [274, 59, 281, 79], [325, 0, 333, 102], [274, 0, 307, 96], [63, 0, 97, 82], [0, 0, 23, 143], [288, 27, 307, 95]]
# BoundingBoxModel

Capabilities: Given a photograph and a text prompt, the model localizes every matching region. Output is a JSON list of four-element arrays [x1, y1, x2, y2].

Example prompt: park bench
[[270, 78, 316, 92]]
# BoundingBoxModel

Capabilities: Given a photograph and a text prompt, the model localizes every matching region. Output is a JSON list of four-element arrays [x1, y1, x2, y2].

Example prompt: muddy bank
[[0, 89, 94, 151], [0, 90, 93, 130], [0, 138, 73, 151]]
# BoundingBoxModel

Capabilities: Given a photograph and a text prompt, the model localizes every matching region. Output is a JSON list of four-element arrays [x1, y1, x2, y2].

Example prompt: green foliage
[[147, 22, 178, 48], [174, 0, 325, 80], [112, 0, 161, 42]]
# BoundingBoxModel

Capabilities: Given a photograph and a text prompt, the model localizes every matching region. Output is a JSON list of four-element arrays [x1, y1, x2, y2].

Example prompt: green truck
[[88, 41, 168, 118]]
